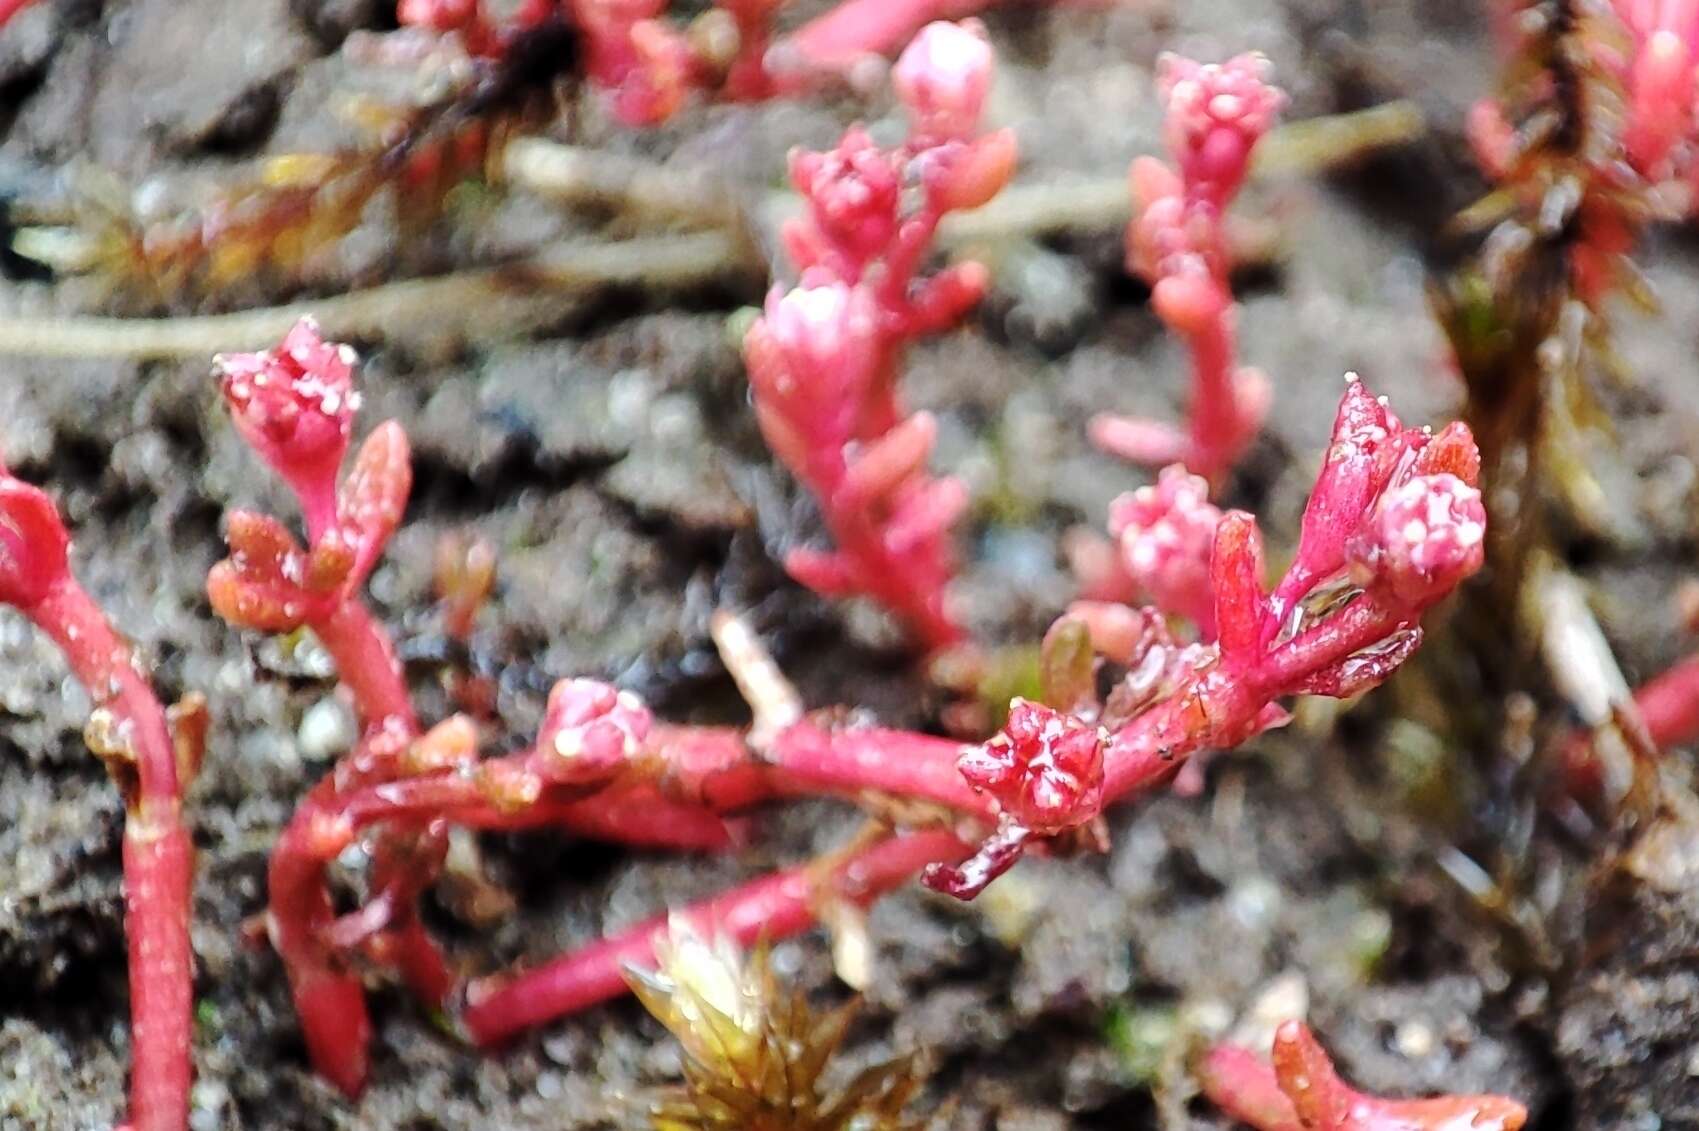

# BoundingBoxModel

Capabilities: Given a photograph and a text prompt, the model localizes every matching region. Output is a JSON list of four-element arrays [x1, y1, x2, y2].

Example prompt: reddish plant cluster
[[1091, 52, 1285, 481], [0, 458, 196, 1131], [201, 317, 975, 1085], [0, 314, 1491, 1126], [929, 377, 1488, 895], [744, 18, 1017, 653], [0, 24, 1535, 1129], [1200, 1021, 1528, 1131], [394, 0, 1010, 124], [0, 311, 1503, 1129]]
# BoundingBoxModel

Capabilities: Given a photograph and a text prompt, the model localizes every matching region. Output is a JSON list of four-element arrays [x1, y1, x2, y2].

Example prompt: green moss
[[1104, 1001, 1181, 1087]]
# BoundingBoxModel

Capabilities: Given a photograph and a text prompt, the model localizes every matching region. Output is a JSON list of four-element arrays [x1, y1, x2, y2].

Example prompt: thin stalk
[[459, 829, 968, 1045], [29, 578, 192, 1131], [638, 720, 985, 815], [1184, 314, 1241, 479], [0, 232, 743, 359], [308, 600, 417, 736]]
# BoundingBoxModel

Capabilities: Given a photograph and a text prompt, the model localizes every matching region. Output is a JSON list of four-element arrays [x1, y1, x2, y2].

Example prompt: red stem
[[28, 579, 192, 1131], [1566, 650, 1699, 796], [270, 589, 439, 1089], [122, 820, 196, 1131], [492, 785, 740, 850], [459, 829, 968, 1045], [1256, 598, 1404, 688], [1184, 312, 1242, 481], [384, 916, 457, 1007], [270, 719, 983, 904], [264, 711, 978, 1072], [1633, 651, 1699, 750], [768, 721, 984, 810], [795, 409, 964, 653], [308, 599, 418, 736], [448, 591, 1416, 1048], [832, 535, 959, 652], [30, 579, 182, 810], [1101, 598, 1403, 801], [270, 542, 1424, 1061], [267, 795, 372, 1097], [648, 720, 986, 816]]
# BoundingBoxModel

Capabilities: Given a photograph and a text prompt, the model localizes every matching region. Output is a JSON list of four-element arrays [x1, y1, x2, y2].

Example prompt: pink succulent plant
[[1092, 52, 1285, 481]]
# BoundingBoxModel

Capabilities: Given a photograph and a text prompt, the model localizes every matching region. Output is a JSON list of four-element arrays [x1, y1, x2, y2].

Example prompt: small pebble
[[1396, 1019, 1436, 1059], [297, 696, 355, 762]]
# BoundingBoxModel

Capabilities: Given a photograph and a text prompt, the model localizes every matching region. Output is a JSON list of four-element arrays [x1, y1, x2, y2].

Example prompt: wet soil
[[3, 0, 1699, 1128]]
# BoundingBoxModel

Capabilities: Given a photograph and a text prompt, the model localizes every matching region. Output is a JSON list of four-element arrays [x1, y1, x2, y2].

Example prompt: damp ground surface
[[3, 0, 1699, 1128]]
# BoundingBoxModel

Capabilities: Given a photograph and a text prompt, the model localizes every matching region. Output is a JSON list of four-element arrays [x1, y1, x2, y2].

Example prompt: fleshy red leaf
[[1410, 420, 1482, 486], [1210, 510, 1267, 661], [337, 421, 412, 581], [1281, 379, 1404, 605], [207, 562, 308, 632]]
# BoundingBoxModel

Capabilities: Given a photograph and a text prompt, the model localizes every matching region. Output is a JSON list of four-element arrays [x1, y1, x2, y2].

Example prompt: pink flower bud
[[0, 473, 70, 609], [744, 280, 881, 462], [1278, 377, 1410, 608], [1348, 473, 1486, 610], [1157, 52, 1284, 205], [892, 20, 995, 140], [537, 678, 652, 782], [215, 318, 360, 540], [1108, 465, 1222, 635], [788, 129, 903, 268], [956, 698, 1104, 834]]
